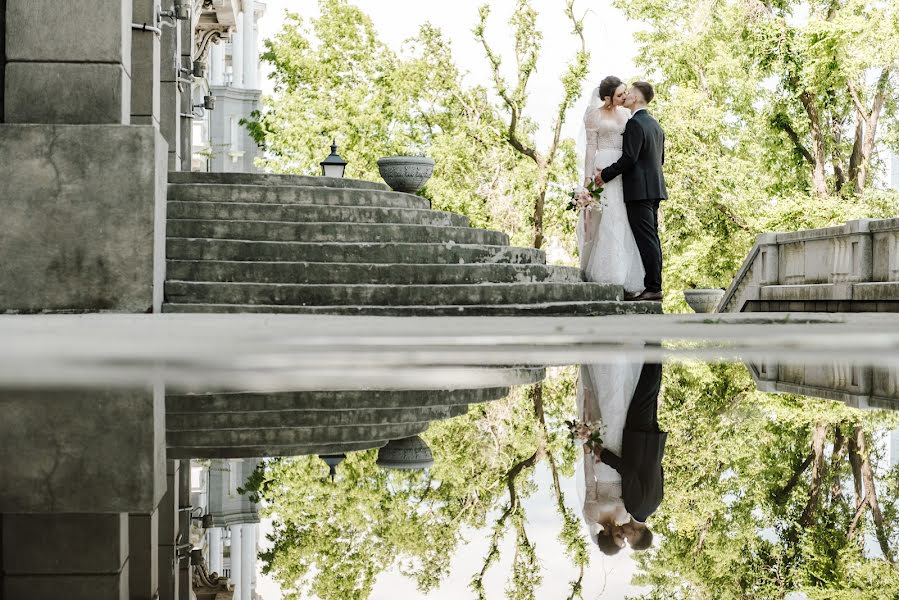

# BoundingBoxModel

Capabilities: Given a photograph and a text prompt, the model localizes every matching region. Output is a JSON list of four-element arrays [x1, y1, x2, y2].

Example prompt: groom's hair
[[629, 526, 654, 551], [631, 81, 655, 104]]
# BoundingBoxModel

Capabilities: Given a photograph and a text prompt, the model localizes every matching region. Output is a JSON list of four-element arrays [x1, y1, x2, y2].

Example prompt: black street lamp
[[319, 140, 348, 178], [320, 454, 346, 482]]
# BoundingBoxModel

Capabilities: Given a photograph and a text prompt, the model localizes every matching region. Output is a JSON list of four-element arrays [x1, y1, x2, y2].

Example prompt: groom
[[595, 81, 667, 302]]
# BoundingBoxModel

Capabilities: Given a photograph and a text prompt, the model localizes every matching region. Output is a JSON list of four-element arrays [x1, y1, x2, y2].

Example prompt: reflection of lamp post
[[320, 454, 346, 482], [319, 140, 348, 178]]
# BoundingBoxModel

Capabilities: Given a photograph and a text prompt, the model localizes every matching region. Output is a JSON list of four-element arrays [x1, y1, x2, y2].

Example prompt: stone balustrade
[[749, 360, 899, 411], [718, 218, 899, 313]]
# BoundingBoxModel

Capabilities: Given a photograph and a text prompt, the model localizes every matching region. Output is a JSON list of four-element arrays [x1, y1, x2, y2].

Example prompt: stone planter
[[684, 288, 725, 313], [377, 156, 435, 193], [376, 435, 434, 470]]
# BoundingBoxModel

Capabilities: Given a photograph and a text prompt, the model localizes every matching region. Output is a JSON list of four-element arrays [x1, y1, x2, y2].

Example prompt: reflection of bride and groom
[[576, 361, 666, 555]]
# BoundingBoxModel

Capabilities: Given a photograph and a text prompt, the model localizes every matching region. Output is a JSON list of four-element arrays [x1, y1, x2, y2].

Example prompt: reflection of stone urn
[[684, 288, 725, 313], [376, 156, 435, 193], [376, 435, 434, 470]]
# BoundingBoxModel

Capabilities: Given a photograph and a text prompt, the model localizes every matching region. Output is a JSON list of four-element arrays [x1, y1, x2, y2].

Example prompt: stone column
[[1, 0, 168, 313], [160, 16, 182, 170], [132, 0, 161, 127], [231, 13, 244, 88], [1, 514, 130, 600], [229, 524, 243, 594], [177, 460, 193, 600], [242, 5, 257, 89], [129, 510, 160, 600], [208, 527, 224, 576], [4, 0, 132, 124], [239, 523, 256, 600], [158, 461, 181, 600], [210, 43, 225, 86], [179, 10, 194, 172]]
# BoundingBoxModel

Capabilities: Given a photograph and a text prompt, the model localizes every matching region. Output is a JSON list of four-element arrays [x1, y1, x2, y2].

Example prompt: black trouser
[[626, 199, 663, 293], [625, 362, 663, 433]]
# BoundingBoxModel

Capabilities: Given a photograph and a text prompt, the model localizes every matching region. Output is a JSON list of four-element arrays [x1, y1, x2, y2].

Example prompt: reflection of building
[[748, 361, 899, 411], [191, 459, 261, 600], [192, 1, 266, 172]]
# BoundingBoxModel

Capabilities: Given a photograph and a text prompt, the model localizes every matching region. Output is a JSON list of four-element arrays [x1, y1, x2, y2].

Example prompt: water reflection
[[244, 361, 899, 599]]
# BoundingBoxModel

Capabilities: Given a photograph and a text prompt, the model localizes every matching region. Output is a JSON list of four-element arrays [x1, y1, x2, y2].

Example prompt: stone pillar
[[231, 14, 244, 88], [239, 523, 256, 600], [131, 0, 161, 127], [4, 0, 132, 124], [229, 524, 243, 595], [210, 43, 225, 86], [179, 11, 194, 172], [158, 461, 180, 600], [160, 16, 182, 170], [177, 460, 193, 600], [2, 513, 130, 600], [129, 510, 160, 600], [242, 5, 257, 89], [208, 527, 224, 576]]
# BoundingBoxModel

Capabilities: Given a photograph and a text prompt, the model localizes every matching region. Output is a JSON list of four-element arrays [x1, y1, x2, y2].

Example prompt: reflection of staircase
[[167, 370, 543, 458], [163, 172, 661, 315]]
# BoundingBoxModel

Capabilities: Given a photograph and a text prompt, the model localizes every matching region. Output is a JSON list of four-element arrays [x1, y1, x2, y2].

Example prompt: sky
[[256, 0, 645, 150]]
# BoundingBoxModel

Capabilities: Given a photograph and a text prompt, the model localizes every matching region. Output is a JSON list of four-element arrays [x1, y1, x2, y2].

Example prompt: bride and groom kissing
[[576, 77, 666, 302]]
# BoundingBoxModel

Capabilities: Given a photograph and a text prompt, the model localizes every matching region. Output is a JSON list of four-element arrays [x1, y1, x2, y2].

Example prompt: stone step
[[169, 183, 428, 209], [166, 260, 583, 285], [166, 421, 429, 448], [164, 281, 622, 306], [167, 219, 509, 246], [163, 299, 660, 316], [168, 440, 388, 459], [168, 172, 390, 191], [166, 404, 469, 431], [166, 387, 513, 413], [166, 238, 546, 265], [168, 201, 468, 227]]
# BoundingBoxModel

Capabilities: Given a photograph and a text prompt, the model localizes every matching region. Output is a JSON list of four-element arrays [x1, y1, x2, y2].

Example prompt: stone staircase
[[163, 172, 661, 315]]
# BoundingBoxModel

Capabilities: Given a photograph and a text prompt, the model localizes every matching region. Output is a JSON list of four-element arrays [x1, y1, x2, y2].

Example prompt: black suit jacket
[[599, 362, 666, 522], [600, 109, 668, 203]]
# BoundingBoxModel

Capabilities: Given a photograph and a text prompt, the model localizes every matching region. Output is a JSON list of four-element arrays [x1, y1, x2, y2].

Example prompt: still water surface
[[247, 359, 899, 600]]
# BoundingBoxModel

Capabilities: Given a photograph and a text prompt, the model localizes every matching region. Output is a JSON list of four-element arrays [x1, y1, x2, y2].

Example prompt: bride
[[578, 76, 645, 295]]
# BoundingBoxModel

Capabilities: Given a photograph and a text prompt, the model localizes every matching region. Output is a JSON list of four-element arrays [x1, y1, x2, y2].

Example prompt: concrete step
[[164, 281, 622, 306], [166, 260, 583, 285], [168, 440, 388, 459], [167, 219, 510, 245], [168, 201, 468, 227], [166, 387, 513, 413], [166, 421, 429, 447], [168, 172, 389, 191], [163, 299, 660, 316], [166, 238, 546, 265], [166, 404, 469, 431], [169, 183, 428, 209]]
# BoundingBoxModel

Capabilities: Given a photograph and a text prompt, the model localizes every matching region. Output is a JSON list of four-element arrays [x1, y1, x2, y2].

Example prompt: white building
[[193, 1, 267, 172]]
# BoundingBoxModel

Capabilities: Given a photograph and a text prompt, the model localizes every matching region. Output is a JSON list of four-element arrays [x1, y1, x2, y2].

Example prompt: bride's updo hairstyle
[[598, 76, 624, 103]]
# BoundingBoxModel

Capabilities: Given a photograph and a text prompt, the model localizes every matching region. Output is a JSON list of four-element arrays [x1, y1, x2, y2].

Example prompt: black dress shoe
[[623, 291, 643, 301], [625, 290, 662, 302]]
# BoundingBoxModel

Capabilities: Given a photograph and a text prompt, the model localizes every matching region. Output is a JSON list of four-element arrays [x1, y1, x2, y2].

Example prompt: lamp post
[[320, 454, 346, 482], [319, 140, 348, 178]]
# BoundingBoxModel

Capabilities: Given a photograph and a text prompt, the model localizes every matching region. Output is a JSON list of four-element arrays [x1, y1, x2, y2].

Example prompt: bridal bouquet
[[565, 419, 605, 455], [567, 180, 605, 212]]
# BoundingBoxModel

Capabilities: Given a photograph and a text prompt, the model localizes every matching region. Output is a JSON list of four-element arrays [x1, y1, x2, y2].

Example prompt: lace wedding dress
[[575, 360, 644, 542], [578, 105, 645, 294]]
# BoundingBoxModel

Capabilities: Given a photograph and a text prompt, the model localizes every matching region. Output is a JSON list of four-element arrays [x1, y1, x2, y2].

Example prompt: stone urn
[[684, 288, 725, 313], [376, 156, 435, 193], [376, 435, 434, 470]]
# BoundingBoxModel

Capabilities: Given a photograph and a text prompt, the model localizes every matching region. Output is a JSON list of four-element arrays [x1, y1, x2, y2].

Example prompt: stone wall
[[719, 218, 899, 313]]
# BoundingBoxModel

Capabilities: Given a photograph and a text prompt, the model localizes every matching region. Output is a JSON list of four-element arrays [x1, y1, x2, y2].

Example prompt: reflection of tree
[[632, 362, 899, 600], [245, 368, 586, 600]]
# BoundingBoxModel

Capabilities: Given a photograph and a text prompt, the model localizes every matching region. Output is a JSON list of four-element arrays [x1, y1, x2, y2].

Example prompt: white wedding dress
[[578, 105, 645, 294], [576, 360, 644, 542]]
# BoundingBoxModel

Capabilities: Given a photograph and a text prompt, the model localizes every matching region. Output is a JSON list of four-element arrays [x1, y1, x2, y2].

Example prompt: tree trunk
[[848, 427, 864, 509], [830, 117, 845, 192], [849, 118, 864, 194], [799, 423, 827, 527], [776, 451, 814, 503], [532, 176, 548, 249], [855, 427, 895, 563], [799, 92, 828, 196], [829, 426, 846, 506]]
